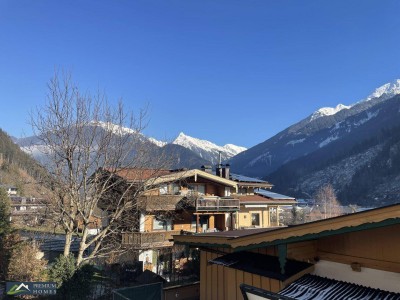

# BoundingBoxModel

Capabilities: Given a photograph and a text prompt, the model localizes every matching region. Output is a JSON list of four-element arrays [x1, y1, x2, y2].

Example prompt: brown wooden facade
[[174, 204, 400, 299], [117, 169, 240, 249]]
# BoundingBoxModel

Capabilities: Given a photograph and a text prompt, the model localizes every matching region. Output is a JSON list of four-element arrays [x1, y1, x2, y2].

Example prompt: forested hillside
[[0, 128, 49, 197]]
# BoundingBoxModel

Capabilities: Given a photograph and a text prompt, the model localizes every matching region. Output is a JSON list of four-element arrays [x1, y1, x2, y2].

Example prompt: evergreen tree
[[0, 187, 11, 235], [0, 187, 12, 279], [49, 255, 95, 299]]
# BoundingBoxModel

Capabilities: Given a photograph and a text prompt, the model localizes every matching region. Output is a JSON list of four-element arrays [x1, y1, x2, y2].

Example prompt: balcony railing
[[194, 196, 240, 212], [121, 230, 182, 249]]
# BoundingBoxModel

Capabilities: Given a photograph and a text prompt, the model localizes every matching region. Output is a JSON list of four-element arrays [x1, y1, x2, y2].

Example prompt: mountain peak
[[310, 79, 400, 122], [365, 79, 400, 102], [173, 132, 219, 149], [89, 121, 136, 135], [310, 104, 351, 121], [172, 132, 246, 164]]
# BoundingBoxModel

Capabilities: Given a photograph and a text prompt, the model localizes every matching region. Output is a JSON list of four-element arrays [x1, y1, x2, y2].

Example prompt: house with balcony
[[236, 190, 296, 228], [214, 164, 296, 228], [96, 167, 241, 273], [97, 165, 296, 275]]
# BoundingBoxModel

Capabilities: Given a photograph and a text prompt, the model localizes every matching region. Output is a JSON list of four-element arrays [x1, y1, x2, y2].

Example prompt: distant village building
[[9, 196, 48, 226], [0, 184, 18, 196]]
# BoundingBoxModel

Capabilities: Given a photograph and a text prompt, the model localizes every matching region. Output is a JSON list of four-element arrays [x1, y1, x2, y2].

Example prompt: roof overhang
[[173, 204, 400, 251]]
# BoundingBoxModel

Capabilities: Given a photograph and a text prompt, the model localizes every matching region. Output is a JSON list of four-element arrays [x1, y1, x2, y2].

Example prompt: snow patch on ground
[[248, 152, 272, 166], [353, 110, 380, 127], [319, 134, 339, 148], [286, 138, 305, 146]]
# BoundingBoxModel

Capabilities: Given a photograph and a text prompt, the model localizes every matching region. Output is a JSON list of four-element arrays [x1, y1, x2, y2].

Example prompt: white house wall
[[313, 260, 400, 293]]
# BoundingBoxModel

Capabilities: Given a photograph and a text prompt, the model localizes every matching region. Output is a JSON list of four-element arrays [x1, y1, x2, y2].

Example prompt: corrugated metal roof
[[255, 189, 295, 200], [280, 274, 400, 299]]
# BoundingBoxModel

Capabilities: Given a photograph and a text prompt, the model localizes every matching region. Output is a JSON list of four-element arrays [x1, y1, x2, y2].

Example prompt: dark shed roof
[[209, 251, 313, 282]]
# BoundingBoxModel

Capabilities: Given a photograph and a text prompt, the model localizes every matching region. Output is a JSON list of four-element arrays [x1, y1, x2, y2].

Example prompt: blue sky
[[1, 0, 400, 147]]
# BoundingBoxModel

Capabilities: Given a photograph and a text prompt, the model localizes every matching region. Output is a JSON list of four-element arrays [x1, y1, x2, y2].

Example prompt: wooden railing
[[195, 197, 240, 212], [121, 230, 182, 249]]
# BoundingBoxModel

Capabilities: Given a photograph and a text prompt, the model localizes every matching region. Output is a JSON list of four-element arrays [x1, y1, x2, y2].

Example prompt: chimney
[[222, 164, 230, 180], [201, 165, 213, 174], [216, 151, 223, 177], [216, 164, 222, 177]]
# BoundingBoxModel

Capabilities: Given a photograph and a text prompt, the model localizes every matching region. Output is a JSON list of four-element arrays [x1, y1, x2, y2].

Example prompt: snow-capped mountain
[[309, 79, 400, 121], [171, 132, 246, 164], [148, 137, 167, 147], [310, 104, 351, 121], [16, 122, 245, 170], [90, 121, 137, 135], [363, 79, 400, 102], [230, 79, 400, 179]]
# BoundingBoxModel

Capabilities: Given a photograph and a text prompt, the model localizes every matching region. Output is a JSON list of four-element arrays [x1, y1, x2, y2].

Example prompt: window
[[238, 188, 248, 195], [189, 184, 205, 195], [269, 207, 277, 225], [153, 217, 172, 231], [191, 215, 197, 228], [251, 213, 260, 226], [159, 184, 168, 195], [171, 183, 180, 195]]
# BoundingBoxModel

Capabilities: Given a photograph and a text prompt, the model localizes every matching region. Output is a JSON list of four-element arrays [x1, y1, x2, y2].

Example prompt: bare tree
[[312, 184, 343, 220], [30, 71, 171, 266]]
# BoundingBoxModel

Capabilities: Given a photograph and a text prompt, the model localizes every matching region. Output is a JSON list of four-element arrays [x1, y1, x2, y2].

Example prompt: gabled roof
[[173, 203, 400, 251], [113, 168, 173, 181], [147, 169, 238, 188], [101, 168, 238, 189]]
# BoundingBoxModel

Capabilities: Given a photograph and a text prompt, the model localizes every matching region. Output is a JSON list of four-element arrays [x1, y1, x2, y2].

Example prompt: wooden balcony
[[194, 196, 240, 212], [121, 230, 182, 249]]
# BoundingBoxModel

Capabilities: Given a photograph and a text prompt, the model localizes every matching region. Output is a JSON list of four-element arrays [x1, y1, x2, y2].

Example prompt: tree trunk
[[64, 231, 73, 257], [76, 227, 89, 266]]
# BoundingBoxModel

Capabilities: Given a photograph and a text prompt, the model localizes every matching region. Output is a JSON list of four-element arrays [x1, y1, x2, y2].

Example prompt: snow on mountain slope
[[310, 80, 400, 122], [172, 132, 246, 164], [90, 121, 136, 135], [230, 79, 400, 177], [364, 79, 400, 102], [310, 104, 351, 121], [148, 137, 167, 147]]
